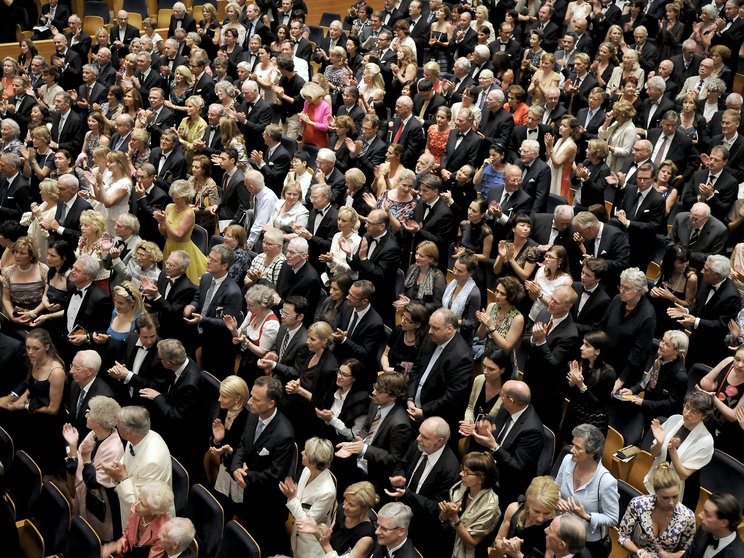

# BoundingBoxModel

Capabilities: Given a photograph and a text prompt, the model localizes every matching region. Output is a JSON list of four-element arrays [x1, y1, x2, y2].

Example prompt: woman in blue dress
[[91, 281, 143, 351]]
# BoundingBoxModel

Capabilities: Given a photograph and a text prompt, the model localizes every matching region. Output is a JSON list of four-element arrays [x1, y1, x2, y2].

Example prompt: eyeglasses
[[280, 310, 297, 317], [337, 369, 353, 378]]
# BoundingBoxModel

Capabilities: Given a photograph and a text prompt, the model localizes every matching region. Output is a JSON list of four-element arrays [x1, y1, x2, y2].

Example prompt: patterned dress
[[617, 495, 696, 558]]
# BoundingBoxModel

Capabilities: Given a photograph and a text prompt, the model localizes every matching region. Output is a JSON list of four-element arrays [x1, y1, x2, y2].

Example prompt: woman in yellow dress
[[177, 95, 208, 168], [154, 179, 208, 283]]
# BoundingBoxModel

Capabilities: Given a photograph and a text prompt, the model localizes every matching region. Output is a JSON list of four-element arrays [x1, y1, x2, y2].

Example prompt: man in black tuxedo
[[647, 113, 700, 182], [634, 77, 676, 138], [407, 309, 473, 437], [52, 33, 83, 91], [139, 338, 207, 484], [107, 314, 169, 406], [386, 417, 460, 558], [296, 183, 338, 275], [50, 92, 84, 157], [212, 148, 247, 226], [440, 108, 480, 181], [631, 26, 660, 74], [469, 46, 496, 83], [524, 285, 580, 432], [668, 255, 741, 367], [140, 251, 197, 345], [257, 296, 309, 385], [348, 114, 387, 187], [67, 350, 115, 437], [390, 96, 426, 170], [478, 89, 514, 158], [346, 209, 401, 324], [273, 238, 322, 323], [516, 140, 550, 213], [236, 80, 273, 154], [681, 145, 738, 224], [611, 162, 665, 270], [406, 1, 430, 65], [711, 0, 744, 54], [332, 282, 386, 388], [336, 87, 365, 135], [65, 15, 91, 62], [486, 165, 535, 243], [370, 503, 419, 558], [572, 257, 611, 337], [44, 174, 91, 245], [412, 80, 446, 131], [381, 0, 404, 27], [189, 56, 216, 108], [576, 90, 607, 160], [541, 87, 567, 129], [153, 39, 188, 91], [4, 76, 36, 138], [74, 65, 107, 116], [134, 54, 165, 110], [0, 154, 31, 222], [314, 151, 346, 206], [492, 22, 523, 60], [441, 58, 475, 104], [509, 106, 550, 164], [335, 372, 413, 491], [709, 110, 744, 183], [110, 10, 140, 59], [131, 164, 170, 246], [138, 88, 175, 148], [183, 245, 243, 378], [473, 380, 545, 506], [231, 376, 295, 557], [531, 5, 562, 52], [149, 129, 187, 192], [62, 255, 114, 363], [572, 211, 631, 290], [252, 124, 291, 194], [670, 41, 704, 86], [168, 2, 197, 38], [402, 175, 453, 271], [34, 0, 69, 39], [94, 48, 117, 89], [561, 54, 598, 116], [683, 492, 744, 558], [531, 206, 576, 249], [666, 205, 728, 270], [312, 20, 347, 72], [587, 0, 621, 50], [450, 12, 477, 58]]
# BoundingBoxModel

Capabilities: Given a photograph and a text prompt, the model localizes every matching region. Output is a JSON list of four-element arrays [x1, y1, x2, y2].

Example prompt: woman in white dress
[[20, 179, 58, 261], [88, 150, 132, 235], [280, 437, 337, 558], [319, 206, 361, 285], [526, 245, 573, 322], [546, 115, 579, 200], [265, 181, 310, 245], [253, 45, 279, 104], [598, 100, 638, 173]]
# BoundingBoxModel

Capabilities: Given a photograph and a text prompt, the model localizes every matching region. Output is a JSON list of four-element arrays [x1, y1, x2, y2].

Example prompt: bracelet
[[451, 520, 462, 528]]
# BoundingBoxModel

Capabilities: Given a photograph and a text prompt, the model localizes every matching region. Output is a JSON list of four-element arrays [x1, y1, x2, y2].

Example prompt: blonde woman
[[598, 100, 637, 172], [154, 179, 208, 283], [177, 95, 208, 167], [20, 179, 58, 261], [528, 53, 561, 106], [166, 65, 195, 111], [219, 117, 248, 171], [76, 209, 111, 288], [222, 2, 247, 46], [358, 63, 385, 109], [605, 50, 645, 98], [92, 281, 144, 344], [319, 206, 361, 284], [300, 81, 332, 149], [110, 240, 162, 288], [471, 5, 495, 42], [89, 150, 132, 235]]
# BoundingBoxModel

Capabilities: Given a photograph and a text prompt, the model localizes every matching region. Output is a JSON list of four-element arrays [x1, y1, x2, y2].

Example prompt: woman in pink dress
[[426, 106, 452, 168], [300, 82, 331, 149]]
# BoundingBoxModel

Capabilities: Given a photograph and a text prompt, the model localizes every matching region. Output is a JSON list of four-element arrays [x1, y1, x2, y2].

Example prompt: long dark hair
[[658, 244, 691, 285], [47, 240, 77, 280]]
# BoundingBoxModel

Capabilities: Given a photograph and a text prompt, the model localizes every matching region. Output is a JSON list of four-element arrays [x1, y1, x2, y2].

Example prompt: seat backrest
[[84, 2, 111, 23], [83, 15, 105, 38], [0, 425, 14, 469], [550, 444, 571, 478], [537, 425, 556, 476], [319, 12, 341, 27], [65, 516, 101, 558], [123, 0, 149, 19], [33, 480, 71, 555], [185, 484, 224, 558], [171, 456, 190, 517], [699, 450, 744, 510], [192, 224, 209, 256], [157, 9, 174, 29], [215, 520, 260, 558], [200, 370, 221, 421], [627, 450, 654, 494], [602, 426, 624, 472], [8, 450, 42, 520], [616, 479, 642, 518]]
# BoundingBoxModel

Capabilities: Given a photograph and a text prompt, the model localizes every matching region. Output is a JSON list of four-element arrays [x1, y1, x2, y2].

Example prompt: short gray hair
[[377, 502, 413, 529], [245, 284, 275, 308], [287, 237, 309, 254], [557, 514, 587, 554], [554, 204, 574, 219], [304, 437, 334, 470], [316, 148, 336, 164], [1, 118, 20, 139], [161, 518, 195, 553], [310, 183, 331, 200], [573, 211, 599, 229], [664, 330, 689, 354], [263, 227, 285, 246], [140, 481, 174, 516], [521, 139, 540, 154], [707, 254, 730, 277], [169, 249, 190, 271], [571, 423, 605, 461], [88, 396, 121, 429], [619, 267, 648, 294], [76, 349, 102, 373], [646, 76, 666, 93], [77, 254, 101, 278], [158, 338, 187, 365], [118, 406, 151, 437]]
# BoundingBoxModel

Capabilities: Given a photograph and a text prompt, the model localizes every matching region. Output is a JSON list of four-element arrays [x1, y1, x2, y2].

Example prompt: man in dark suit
[[273, 238, 323, 323], [153, 39, 188, 89], [74, 65, 107, 116], [478, 89, 515, 157], [138, 88, 175, 148], [440, 108, 480, 181], [231, 376, 295, 557], [237, 80, 274, 154], [94, 48, 117, 89], [530, 5, 562, 52], [192, 105, 223, 181], [391, 96, 426, 170], [65, 15, 91, 61], [509, 106, 550, 164], [683, 492, 744, 558], [110, 10, 140, 59], [297, 183, 338, 275], [381, 0, 404, 27], [336, 87, 365, 135], [52, 33, 83, 91], [561, 54, 599, 116], [134, 54, 165, 110], [670, 41, 704, 86], [576, 92, 607, 160], [139, 338, 207, 484], [212, 148, 247, 226], [572, 257, 611, 337], [545, 515, 592, 558], [109, 114, 134, 153], [486, 165, 535, 242], [666, 205, 728, 270], [572, 211, 631, 290], [450, 12, 477, 58], [492, 21, 523, 60], [5, 76, 36, 138], [516, 140, 550, 213], [184, 245, 243, 378], [402, 175, 453, 271], [541, 87, 567, 129], [34, 0, 69, 39], [0, 154, 31, 222], [630, 26, 660, 73], [709, 109, 744, 183], [412, 80, 446, 131], [190, 57, 217, 108], [611, 162, 665, 270], [61, 256, 114, 362], [635, 77, 676, 137], [257, 296, 309, 385], [159, 518, 198, 558], [523, 285, 580, 432], [131, 163, 170, 246], [68, 350, 115, 437], [587, 0, 621, 50], [386, 417, 460, 558], [243, 3, 276, 48], [149, 129, 187, 191], [168, 2, 197, 38], [406, 1, 430, 65], [370, 503, 419, 558], [348, 114, 387, 186], [681, 146, 738, 223], [332, 282, 386, 388], [252, 124, 290, 195], [50, 92, 84, 157], [44, 174, 92, 245], [668, 255, 741, 367], [335, 372, 413, 491], [312, 20, 347, 72], [473, 380, 545, 506], [407, 308, 473, 436], [711, 0, 744, 54], [647, 114, 700, 182], [107, 314, 169, 406], [441, 58, 475, 104], [347, 209, 401, 324]]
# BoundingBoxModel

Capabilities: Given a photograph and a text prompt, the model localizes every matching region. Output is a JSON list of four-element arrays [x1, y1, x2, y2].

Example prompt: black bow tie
[[71, 288, 85, 296], [209, 126, 217, 132], [129, 444, 136, 456], [457, 132, 465, 138], [710, 537, 720, 549]]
